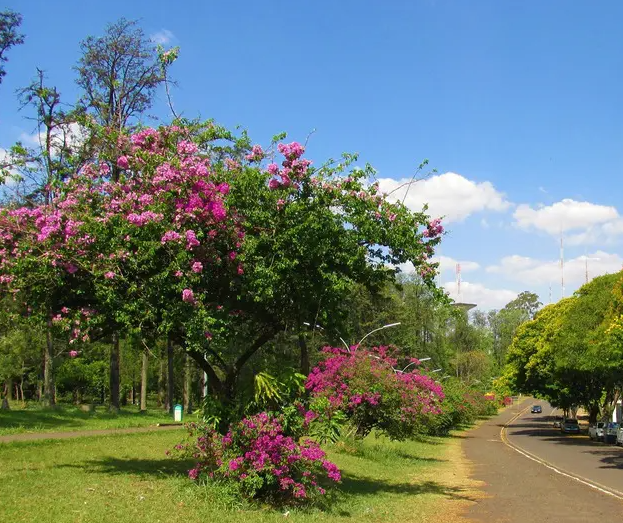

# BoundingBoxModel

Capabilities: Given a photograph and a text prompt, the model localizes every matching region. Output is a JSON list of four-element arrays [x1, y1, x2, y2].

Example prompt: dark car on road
[[560, 418, 581, 434], [531, 405, 542, 414]]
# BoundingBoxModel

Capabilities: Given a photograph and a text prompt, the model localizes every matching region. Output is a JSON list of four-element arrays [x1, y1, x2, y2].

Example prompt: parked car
[[616, 427, 623, 446], [588, 422, 605, 441], [531, 405, 542, 414], [560, 418, 581, 434], [604, 422, 620, 443]]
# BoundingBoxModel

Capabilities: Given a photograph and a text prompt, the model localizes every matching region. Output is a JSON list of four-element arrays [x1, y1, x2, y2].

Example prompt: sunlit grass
[[0, 428, 475, 523], [0, 403, 175, 436]]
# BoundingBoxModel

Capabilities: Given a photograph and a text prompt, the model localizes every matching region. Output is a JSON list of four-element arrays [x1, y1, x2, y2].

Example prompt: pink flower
[[117, 156, 129, 169], [237, 264, 244, 275], [191, 261, 203, 273], [267, 163, 279, 175], [204, 331, 213, 340], [69, 350, 79, 358], [185, 230, 200, 249], [182, 288, 195, 304], [174, 270, 183, 278], [104, 271, 116, 279], [161, 230, 181, 244], [66, 264, 78, 274], [268, 179, 281, 190], [245, 144, 264, 162]]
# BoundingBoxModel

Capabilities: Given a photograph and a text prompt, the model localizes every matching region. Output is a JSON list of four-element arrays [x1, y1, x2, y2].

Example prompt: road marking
[[500, 404, 623, 502]]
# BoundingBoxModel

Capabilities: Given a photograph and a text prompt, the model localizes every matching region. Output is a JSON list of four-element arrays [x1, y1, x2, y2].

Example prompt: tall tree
[[0, 10, 24, 84], [75, 18, 164, 131], [74, 18, 166, 411]]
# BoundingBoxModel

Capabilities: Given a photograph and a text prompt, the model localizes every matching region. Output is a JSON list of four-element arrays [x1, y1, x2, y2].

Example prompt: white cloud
[[487, 250, 623, 288], [396, 255, 479, 276], [434, 255, 480, 273], [377, 172, 511, 223], [513, 199, 623, 244], [19, 122, 86, 156], [443, 280, 518, 310], [150, 29, 175, 45]]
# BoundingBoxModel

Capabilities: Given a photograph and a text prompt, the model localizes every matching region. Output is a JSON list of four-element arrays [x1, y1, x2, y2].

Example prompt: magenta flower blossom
[[191, 261, 203, 273], [69, 350, 79, 358], [104, 271, 116, 279], [161, 230, 181, 244], [117, 156, 129, 169], [182, 288, 195, 304]]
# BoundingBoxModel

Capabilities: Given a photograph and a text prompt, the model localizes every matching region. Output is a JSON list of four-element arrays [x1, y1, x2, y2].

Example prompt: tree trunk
[[299, 332, 310, 376], [0, 397, 9, 410], [43, 322, 55, 407], [157, 357, 165, 408], [588, 404, 600, 424], [140, 347, 148, 412], [5, 379, 13, 402], [166, 337, 174, 413], [184, 352, 193, 414], [109, 333, 120, 412]]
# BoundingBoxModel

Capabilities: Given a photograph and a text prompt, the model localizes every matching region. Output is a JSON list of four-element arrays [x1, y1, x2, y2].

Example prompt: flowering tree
[[185, 136, 444, 413], [0, 120, 444, 415], [0, 124, 242, 406], [306, 345, 445, 439]]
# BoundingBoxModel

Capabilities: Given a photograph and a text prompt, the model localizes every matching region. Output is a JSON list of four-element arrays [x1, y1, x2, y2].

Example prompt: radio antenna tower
[[560, 228, 565, 299]]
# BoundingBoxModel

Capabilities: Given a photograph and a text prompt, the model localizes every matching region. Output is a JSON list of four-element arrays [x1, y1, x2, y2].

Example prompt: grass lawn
[[0, 404, 175, 436], [0, 427, 479, 523]]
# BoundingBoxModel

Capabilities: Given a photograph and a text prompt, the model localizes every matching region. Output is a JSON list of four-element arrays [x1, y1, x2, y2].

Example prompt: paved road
[[506, 399, 623, 496], [463, 400, 623, 523]]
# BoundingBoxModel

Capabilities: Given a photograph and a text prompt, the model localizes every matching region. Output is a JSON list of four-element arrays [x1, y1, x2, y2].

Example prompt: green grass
[[0, 404, 175, 436], [0, 429, 473, 523]]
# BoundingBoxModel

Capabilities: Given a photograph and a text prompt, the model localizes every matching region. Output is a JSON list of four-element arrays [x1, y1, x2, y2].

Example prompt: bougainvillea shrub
[[425, 380, 500, 435], [306, 346, 445, 440], [177, 412, 341, 503]]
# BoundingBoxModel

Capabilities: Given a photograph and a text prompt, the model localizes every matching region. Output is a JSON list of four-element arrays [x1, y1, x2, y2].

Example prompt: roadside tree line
[[502, 272, 623, 422]]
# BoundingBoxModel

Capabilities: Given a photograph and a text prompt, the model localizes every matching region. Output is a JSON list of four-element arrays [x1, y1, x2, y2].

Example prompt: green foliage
[[0, 9, 24, 84], [504, 272, 623, 419]]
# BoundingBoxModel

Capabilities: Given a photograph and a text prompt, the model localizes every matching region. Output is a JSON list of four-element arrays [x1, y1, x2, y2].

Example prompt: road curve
[[463, 400, 623, 523], [504, 399, 623, 498]]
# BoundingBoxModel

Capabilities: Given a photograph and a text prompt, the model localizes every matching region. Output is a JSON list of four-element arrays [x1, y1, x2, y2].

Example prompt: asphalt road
[[463, 400, 623, 523], [506, 399, 623, 496]]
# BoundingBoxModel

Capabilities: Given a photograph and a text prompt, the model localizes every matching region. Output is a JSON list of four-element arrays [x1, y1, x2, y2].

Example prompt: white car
[[616, 427, 623, 446], [588, 422, 605, 441]]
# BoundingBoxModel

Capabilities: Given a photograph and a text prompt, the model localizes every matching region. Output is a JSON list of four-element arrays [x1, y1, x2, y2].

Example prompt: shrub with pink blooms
[[306, 346, 445, 440], [179, 412, 341, 503]]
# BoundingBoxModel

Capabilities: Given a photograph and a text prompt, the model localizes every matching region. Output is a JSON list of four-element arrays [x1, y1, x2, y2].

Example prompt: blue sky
[[2, 0, 623, 309]]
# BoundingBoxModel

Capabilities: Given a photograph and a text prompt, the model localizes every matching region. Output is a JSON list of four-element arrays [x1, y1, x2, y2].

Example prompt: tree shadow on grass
[[338, 474, 476, 501], [59, 457, 195, 478], [0, 409, 80, 432]]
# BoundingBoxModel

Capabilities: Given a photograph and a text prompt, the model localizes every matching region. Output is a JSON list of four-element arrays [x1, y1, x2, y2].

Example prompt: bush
[[178, 412, 341, 503], [306, 346, 444, 440], [424, 380, 499, 435]]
